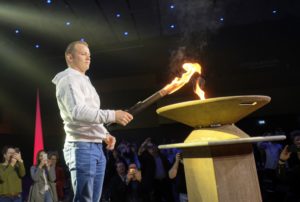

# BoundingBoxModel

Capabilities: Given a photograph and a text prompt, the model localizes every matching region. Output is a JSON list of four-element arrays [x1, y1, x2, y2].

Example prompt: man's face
[[116, 162, 126, 176], [4, 148, 15, 162], [67, 43, 91, 74]]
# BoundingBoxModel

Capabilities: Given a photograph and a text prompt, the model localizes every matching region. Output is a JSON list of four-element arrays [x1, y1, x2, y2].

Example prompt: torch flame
[[194, 79, 205, 100], [163, 63, 206, 100]]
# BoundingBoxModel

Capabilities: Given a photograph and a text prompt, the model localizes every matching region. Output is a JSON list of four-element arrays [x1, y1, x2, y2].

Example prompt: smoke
[[169, 0, 225, 77]]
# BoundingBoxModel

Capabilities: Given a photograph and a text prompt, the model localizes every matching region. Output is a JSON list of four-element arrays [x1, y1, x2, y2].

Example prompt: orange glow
[[194, 79, 205, 100], [163, 63, 205, 100]]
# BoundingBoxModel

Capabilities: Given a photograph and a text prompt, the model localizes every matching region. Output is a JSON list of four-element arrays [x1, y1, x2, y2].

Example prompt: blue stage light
[[116, 13, 121, 18], [170, 24, 175, 29], [46, 0, 52, 4], [35, 44, 40, 49], [170, 4, 175, 9], [220, 17, 224, 22], [124, 31, 128, 36], [272, 10, 277, 14], [258, 120, 266, 125], [15, 29, 20, 34]]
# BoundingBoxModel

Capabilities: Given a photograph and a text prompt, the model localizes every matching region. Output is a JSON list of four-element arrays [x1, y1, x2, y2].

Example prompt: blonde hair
[[65, 41, 89, 65]]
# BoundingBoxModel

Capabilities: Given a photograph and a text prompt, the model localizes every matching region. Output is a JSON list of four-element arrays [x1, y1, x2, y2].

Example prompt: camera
[[129, 168, 135, 174], [287, 145, 300, 153]]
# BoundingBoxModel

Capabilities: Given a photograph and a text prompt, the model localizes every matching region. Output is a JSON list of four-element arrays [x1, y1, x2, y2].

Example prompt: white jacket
[[52, 68, 115, 142]]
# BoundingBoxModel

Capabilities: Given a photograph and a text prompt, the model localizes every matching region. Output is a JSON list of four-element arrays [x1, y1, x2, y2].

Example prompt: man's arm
[[169, 153, 180, 179], [58, 76, 115, 124], [30, 166, 43, 182], [16, 162, 26, 178], [58, 76, 132, 126], [14, 153, 26, 178]]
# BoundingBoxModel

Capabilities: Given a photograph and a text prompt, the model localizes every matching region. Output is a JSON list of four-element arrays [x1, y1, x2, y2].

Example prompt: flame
[[194, 78, 205, 100], [163, 63, 206, 100]]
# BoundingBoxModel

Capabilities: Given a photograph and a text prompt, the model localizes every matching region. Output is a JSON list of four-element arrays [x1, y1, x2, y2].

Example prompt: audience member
[[104, 161, 128, 202], [257, 132, 283, 170], [126, 163, 142, 202], [277, 130, 300, 202], [0, 146, 25, 202], [48, 152, 65, 202], [138, 138, 173, 202], [28, 150, 58, 202], [169, 153, 187, 202]]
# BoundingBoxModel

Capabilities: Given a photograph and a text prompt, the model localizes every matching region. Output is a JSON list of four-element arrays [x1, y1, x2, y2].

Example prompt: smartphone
[[287, 145, 300, 152], [129, 168, 135, 174]]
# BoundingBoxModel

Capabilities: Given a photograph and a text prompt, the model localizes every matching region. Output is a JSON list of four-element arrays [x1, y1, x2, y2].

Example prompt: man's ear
[[66, 53, 73, 64]]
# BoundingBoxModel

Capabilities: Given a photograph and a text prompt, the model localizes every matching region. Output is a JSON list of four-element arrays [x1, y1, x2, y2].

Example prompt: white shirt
[[52, 68, 115, 143]]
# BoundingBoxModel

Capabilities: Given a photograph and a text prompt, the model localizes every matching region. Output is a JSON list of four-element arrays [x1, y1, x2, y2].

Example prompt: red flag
[[33, 89, 44, 165]]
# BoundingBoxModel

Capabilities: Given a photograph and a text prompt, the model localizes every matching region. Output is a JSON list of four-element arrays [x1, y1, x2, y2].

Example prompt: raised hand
[[13, 152, 23, 163], [279, 145, 291, 162]]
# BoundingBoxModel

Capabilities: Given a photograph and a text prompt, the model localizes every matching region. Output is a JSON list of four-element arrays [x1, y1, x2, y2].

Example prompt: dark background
[[0, 0, 299, 165]]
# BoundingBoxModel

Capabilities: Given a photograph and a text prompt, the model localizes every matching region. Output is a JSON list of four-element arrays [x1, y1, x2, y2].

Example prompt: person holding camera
[[0, 146, 25, 202], [277, 130, 300, 202], [28, 150, 58, 202], [126, 163, 142, 202], [169, 152, 187, 202]]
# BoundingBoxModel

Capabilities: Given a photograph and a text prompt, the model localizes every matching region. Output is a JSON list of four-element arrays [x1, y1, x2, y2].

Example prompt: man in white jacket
[[52, 40, 133, 202]]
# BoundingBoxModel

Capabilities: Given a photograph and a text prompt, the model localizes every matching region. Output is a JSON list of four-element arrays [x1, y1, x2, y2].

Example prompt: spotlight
[[123, 31, 128, 36], [272, 10, 277, 14], [46, 0, 52, 4], [220, 17, 224, 22], [66, 21, 71, 26], [15, 29, 20, 34], [170, 4, 175, 9], [116, 13, 121, 18], [170, 24, 175, 29], [35, 44, 40, 49], [258, 120, 266, 125]]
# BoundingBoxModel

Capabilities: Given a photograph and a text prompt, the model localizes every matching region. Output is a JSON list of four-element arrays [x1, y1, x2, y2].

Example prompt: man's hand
[[104, 134, 116, 150], [115, 110, 133, 126]]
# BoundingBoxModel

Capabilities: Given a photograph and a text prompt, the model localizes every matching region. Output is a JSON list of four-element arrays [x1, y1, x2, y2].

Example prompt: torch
[[106, 63, 205, 128], [125, 89, 168, 116]]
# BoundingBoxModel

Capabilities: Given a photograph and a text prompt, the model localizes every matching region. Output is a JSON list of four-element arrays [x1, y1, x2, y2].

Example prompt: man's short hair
[[2, 145, 13, 155], [65, 41, 88, 55]]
